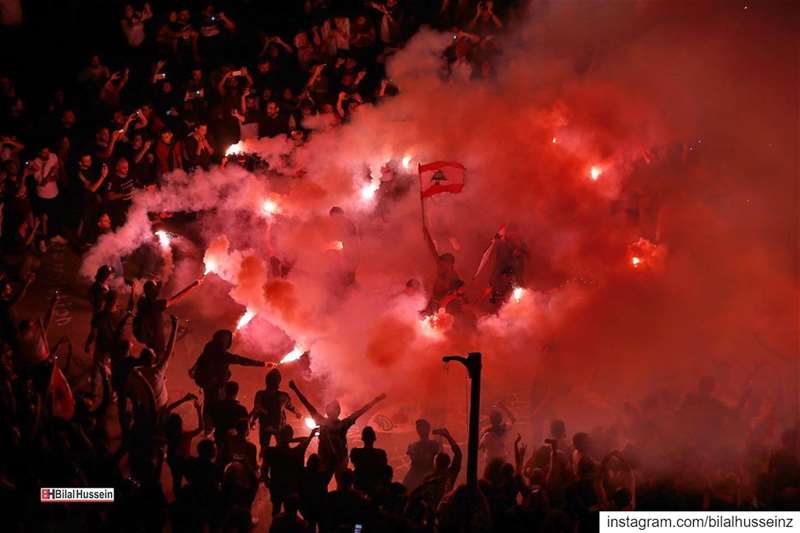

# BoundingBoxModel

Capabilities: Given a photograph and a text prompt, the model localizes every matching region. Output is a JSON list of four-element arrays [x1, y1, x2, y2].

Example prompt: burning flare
[[203, 258, 217, 275], [512, 286, 525, 303], [401, 155, 412, 169], [225, 142, 245, 157], [155, 230, 171, 249], [262, 199, 279, 216], [590, 166, 602, 181], [280, 344, 306, 364], [360, 180, 380, 201], [631, 256, 642, 268], [235, 309, 256, 331], [305, 417, 317, 430]]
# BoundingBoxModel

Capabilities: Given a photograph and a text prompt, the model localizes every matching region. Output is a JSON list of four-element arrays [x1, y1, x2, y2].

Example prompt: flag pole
[[419, 163, 438, 257]]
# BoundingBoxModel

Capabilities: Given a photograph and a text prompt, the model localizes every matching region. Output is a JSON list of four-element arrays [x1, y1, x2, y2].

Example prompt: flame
[[420, 313, 442, 338], [360, 180, 380, 201], [512, 286, 525, 303], [402, 155, 412, 169], [204, 258, 217, 275], [590, 166, 602, 181], [631, 256, 641, 267], [225, 142, 245, 157], [280, 344, 306, 364], [305, 417, 317, 429], [262, 199, 279, 216], [155, 230, 171, 249], [235, 309, 256, 331]]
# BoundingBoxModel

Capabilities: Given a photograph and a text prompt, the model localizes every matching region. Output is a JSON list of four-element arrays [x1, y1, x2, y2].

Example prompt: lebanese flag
[[48, 363, 75, 420], [419, 161, 466, 198]]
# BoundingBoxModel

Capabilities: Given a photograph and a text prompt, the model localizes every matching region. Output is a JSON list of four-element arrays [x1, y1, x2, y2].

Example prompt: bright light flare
[[590, 166, 602, 181], [401, 155, 412, 169], [155, 230, 171, 249], [203, 258, 217, 275], [551, 137, 557, 144], [512, 286, 525, 303], [360, 180, 380, 201], [235, 309, 256, 331], [420, 313, 442, 338], [280, 344, 306, 364], [225, 142, 245, 157], [262, 199, 279, 216], [631, 256, 641, 268], [305, 417, 317, 429], [328, 240, 344, 251]]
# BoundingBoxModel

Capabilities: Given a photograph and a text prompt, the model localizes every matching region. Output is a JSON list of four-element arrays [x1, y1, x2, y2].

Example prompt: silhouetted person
[[289, 379, 386, 486], [321, 468, 365, 533], [263, 424, 318, 516], [191, 329, 265, 430], [251, 367, 300, 452], [403, 418, 440, 491], [210, 381, 249, 444], [270, 494, 310, 533], [350, 425, 388, 498], [413, 427, 462, 509]]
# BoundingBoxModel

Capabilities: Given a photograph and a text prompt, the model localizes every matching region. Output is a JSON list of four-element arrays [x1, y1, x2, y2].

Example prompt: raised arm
[[166, 277, 203, 307], [227, 352, 265, 368], [434, 427, 462, 472], [164, 392, 197, 415], [43, 292, 58, 332], [348, 393, 387, 422], [288, 380, 322, 421], [296, 427, 319, 455], [158, 315, 179, 370]]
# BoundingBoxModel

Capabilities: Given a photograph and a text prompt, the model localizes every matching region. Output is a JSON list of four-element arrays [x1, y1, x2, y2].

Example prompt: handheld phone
[[156, 73, 167, 80], [354, 525, 363, 533], [231, 70, 242, 76]]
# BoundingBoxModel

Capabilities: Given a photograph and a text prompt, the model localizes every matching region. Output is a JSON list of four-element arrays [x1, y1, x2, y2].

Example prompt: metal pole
[[443, 352, 482, 491]]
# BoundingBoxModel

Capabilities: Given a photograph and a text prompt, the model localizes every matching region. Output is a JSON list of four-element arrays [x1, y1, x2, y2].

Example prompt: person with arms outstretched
[[289, 379, 386, 486]]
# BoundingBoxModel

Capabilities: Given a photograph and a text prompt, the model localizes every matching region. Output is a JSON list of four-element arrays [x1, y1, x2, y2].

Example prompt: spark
[[305, 417, 317, 429], [225, 142, 245, 157], [512, 286, 525, 303], [235, 309, 256, 331], [590, 166, 602, 181], [262, 199, 279, 216], [280, 344, 306, 364], [402, 155, 412, 169], [420, 313, 442, 338], [155, 230, 171, 249]]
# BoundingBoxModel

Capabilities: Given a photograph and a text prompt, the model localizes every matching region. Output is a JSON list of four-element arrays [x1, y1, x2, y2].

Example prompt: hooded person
[[190, 329, 265, 431]]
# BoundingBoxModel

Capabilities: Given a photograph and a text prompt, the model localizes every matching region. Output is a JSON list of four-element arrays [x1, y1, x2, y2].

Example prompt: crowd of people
[[1, 1, 799, 532]]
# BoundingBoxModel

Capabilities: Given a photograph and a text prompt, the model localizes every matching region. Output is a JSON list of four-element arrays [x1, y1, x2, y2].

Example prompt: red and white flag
[[48, 363, 75, 420], [419, 161, 465, 198]]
